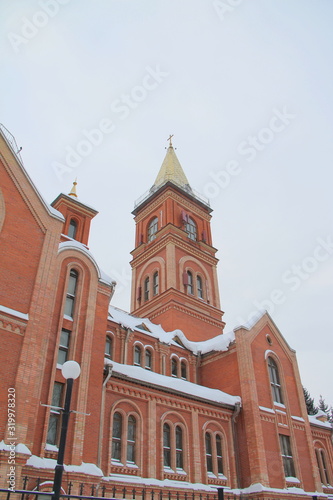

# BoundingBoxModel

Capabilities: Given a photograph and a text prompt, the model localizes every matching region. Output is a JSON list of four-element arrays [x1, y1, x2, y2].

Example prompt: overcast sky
[[2, 0, 333, 406]]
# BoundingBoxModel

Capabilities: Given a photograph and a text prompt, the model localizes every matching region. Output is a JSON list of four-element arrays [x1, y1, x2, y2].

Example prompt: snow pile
[[308, 410, 332, 429], [106, 360, 240, 407], [26, 456, 103, 476]]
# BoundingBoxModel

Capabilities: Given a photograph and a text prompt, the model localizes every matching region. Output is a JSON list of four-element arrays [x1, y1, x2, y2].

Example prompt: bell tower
[[130, 138, 225, 341]]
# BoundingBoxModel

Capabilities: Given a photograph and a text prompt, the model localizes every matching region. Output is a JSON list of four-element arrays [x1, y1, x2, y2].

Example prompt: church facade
[[0, 126, 332, 499]]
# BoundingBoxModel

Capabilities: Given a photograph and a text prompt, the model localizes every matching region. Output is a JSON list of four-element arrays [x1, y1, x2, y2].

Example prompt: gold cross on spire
[[167, 134, 174, 147]]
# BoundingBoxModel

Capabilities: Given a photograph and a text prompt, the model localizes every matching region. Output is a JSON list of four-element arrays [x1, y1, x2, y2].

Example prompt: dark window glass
[[197, 275, 203, 298], [57, 329, 70, 365], [64, 269, 78, 318], [163, 423, 171, 467], [148, 217, 158, 242], [145, 350, 152, 370], [181, 361, 187, 380], [127, 416, 136, 463], [279, 435, 296, 477], [144, 277, 150, 301], [187, 271, 193, 295], [216, 435, 223, 474], [205, 433, 213, 472], [175, 426, 183, 469], [105, 336, 112, 358], [268, 357, 283, 404], [68, 219, 77, 239], [46, 382, 64, 445], [185, 217, 197, 241], [112, 412, 122, 461], [134, 346, 141, 366], [153, 271, 159, 296], [171, 358, 178, 377]]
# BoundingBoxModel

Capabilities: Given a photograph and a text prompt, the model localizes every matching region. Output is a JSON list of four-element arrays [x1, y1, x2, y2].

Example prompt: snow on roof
[[106, 359, 241, 408], [59, 240, 116, 287], [0, 304, 29, 321], [108, 306, 235, 355], [308, 410, 332, 429]]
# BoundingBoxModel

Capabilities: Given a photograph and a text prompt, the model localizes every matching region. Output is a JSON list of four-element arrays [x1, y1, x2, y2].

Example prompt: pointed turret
[[153, 139, 190, 191]]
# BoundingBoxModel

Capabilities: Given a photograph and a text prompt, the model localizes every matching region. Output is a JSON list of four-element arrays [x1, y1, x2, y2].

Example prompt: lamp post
[[52, 360, 81, 500]]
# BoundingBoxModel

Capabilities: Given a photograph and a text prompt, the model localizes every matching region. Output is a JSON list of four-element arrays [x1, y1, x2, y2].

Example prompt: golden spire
[[68, 179, 78, 198], [153, 136, 190, 189]]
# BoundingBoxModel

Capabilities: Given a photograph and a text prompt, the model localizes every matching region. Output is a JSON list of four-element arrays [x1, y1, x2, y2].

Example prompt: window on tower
[[57, 329, 70, 365], [144, 277, 150, 301], [185, 217, 197, 241], [148, 217, 158, 242], [153, 271, 159, 295], [64, 269, 78, 318], [68, 218, 77, 239], [197, 275, 203, 299], [187, 271, 194, 295]]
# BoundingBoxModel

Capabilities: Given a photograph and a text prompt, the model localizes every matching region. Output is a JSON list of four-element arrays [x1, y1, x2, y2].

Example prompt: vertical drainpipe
[[231, 402, 242, 488], [123, 328, 131, 364], [97, 364, 113, 468], [196, 350, 202, 385]]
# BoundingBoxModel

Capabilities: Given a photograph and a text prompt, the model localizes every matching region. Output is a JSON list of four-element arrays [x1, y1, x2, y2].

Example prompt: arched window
[[175, 426, 183, 469], [268, 356, 283, 404], [127, 416, 136, 463], [316, 448, 330, 485], [68, 218, 77, 239], [171, 358, 178, 377], [187, 271, 193, 295], [112, 412, 122, 461], [46, 382, 64, 445], [64, 269, 78, 318], [205, 433, 213, 472], [216, 435, 223, 474], [153, 271, 159, 296], [145, 349, 152, 370], [197, 275, 203, 299], [185, 217, 197, 241], [144, 277, 150, 301], [134, 345, 142, 366], [181, 360, 187, 380], [148, 217, 158, 242], [105, 336, 112, 359], [163, 423, 171, 467]]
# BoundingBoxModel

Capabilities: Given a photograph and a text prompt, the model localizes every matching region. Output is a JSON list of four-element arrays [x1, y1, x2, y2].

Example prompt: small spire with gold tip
[[68, 179, 78, 198]]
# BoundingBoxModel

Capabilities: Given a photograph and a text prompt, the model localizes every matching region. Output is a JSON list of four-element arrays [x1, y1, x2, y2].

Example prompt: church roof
[[153, 144, 190, 190]]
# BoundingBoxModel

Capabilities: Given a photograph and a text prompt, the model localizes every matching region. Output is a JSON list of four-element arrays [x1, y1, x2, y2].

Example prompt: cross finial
[[167, 134, 174, 147]]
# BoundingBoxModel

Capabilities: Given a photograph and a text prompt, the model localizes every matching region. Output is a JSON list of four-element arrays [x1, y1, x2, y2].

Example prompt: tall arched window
[[163, 423, 171, 467], [185, 217, 197, 241], [144, 277, 150, 301], [127, 416, 136, 463], [153, 271, 159, 296], [145, 349, 152, 370], [171, 358, 178, 377], [105, 336, 112, 359], [316, 447, 330, 485], [112, 412, 122, 461], [268, 356, 283, 404], [197, 275, 203, 298], [64, 269, 78, 318], [181, 360, 187, 380], [216, 435, 223, 474], [148, 217, 158, 242], [187, 271, 193, 295], [68, 218, 77, 239], [134, 345, 142, 366], [175, 426, 183, 469], [57, 329, 70, 365], [205, 433, 213, 472]]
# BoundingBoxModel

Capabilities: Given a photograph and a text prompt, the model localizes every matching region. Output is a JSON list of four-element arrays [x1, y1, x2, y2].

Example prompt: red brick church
[[0, 126, 332, 499]]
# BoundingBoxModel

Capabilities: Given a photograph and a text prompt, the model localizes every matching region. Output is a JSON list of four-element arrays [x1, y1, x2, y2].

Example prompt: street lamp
[[52, 361, 81, 500]]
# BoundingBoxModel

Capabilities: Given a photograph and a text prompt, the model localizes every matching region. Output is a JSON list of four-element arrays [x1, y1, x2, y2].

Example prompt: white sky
[[1, 0, 333, 407]]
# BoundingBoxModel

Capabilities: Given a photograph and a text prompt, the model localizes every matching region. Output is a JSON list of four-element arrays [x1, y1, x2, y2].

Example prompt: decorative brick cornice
[[0, 315, 26, 335], [134, 189, 211, 223]]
